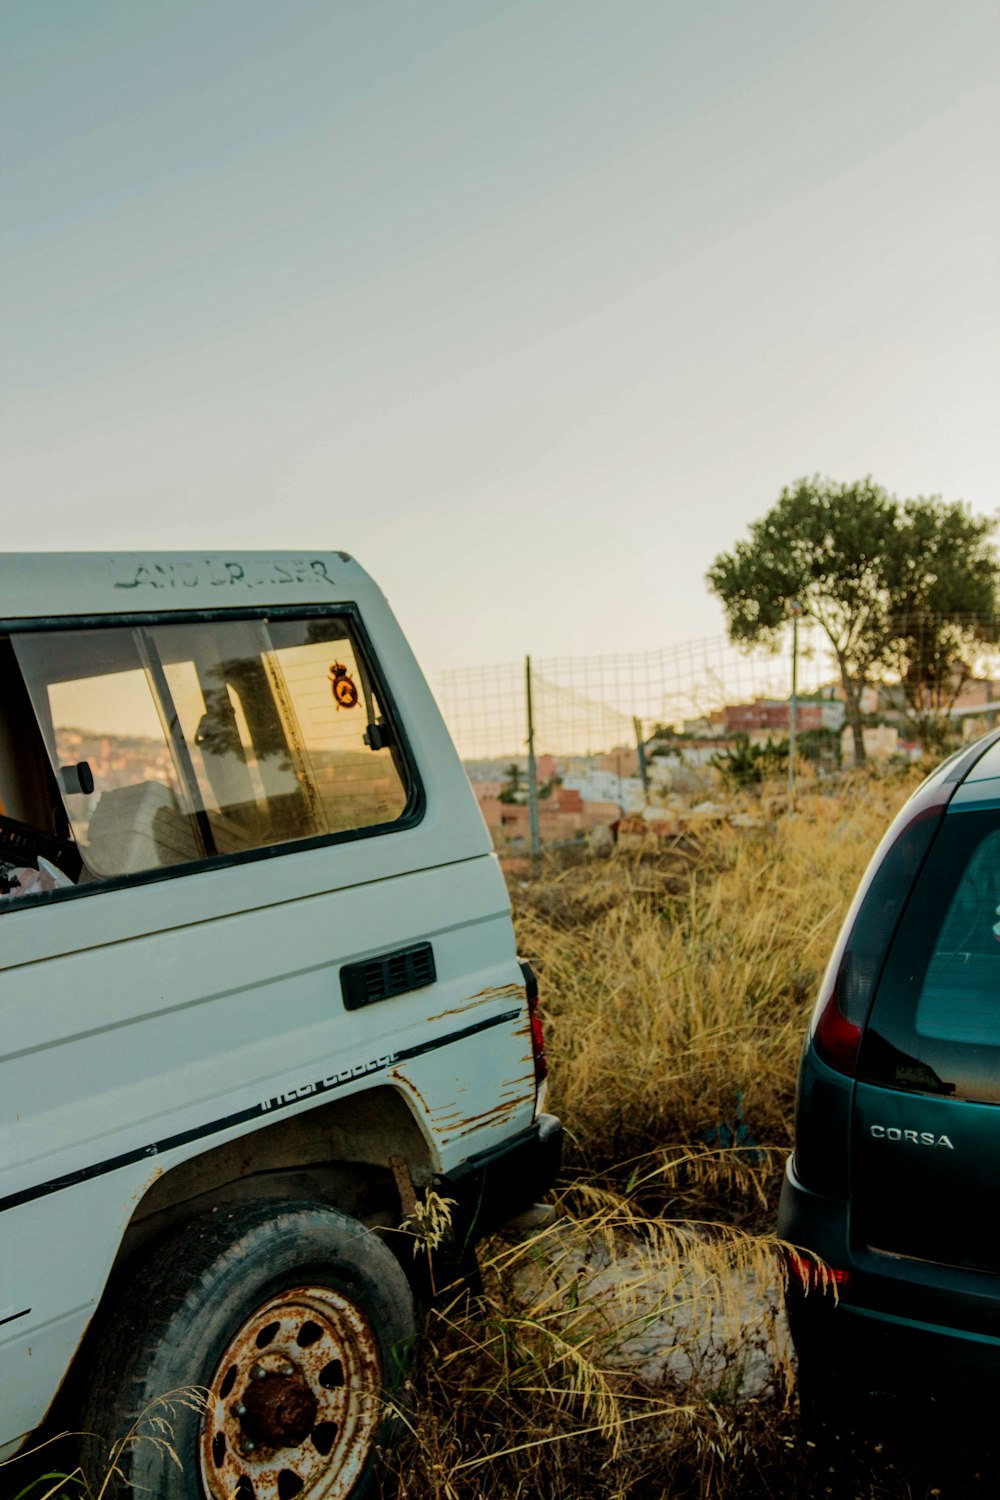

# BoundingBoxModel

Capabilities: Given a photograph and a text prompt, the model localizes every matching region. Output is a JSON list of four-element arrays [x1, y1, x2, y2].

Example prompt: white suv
[[0, 551, 560, 1500]]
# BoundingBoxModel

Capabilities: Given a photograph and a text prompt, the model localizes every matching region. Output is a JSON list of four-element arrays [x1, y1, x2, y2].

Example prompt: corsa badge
[[870, 1125, 954, 1148]]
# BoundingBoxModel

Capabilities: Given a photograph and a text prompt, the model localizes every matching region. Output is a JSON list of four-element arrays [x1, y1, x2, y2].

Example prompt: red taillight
[[528, 992, 547, 1083], [813, 984, 862, 1075], [786, 1250, 851, 1294], [519, 959, 547, 1084]]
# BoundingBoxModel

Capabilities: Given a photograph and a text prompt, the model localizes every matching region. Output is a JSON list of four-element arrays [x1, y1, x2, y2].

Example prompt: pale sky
[[2, 0, 998, 675]]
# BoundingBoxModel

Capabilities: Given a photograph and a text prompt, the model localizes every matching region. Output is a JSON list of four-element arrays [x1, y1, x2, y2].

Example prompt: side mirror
[[61, 762, 95, 795]]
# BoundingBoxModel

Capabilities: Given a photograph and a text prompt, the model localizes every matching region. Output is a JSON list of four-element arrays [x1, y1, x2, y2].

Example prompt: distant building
[[562, 763, 646, 813], [469, 780, 504, 801], [475, 791, 620, 849], [653, 741, 722, 768], [724, 698, 844, 735], [840, 724, 900, 762], [949, 678, 1000, 713], [546, 787, 583, 813], [596, 746, 640, 777], [651, 742, 720, 769], [680, 714, 727, 739]]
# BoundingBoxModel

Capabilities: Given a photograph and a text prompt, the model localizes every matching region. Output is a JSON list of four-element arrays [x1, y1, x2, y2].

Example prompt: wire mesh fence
[[437, 626, 837, 763], [435, 617, 1000, 859]]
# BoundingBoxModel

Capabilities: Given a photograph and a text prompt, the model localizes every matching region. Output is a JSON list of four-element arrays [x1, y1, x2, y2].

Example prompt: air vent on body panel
[[340, 943, 436, 1010]]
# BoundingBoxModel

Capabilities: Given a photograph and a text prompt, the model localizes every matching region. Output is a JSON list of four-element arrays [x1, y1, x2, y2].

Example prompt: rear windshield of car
[[860, 806, 1000, 1103]]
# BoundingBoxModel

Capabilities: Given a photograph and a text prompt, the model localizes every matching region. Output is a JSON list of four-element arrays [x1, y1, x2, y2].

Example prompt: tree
[[497, 762, 524, 804], [707, 477, 999, 766], [884, 498, 999, 748]]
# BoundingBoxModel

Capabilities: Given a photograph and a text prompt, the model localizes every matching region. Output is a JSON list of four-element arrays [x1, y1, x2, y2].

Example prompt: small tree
[[711, 733, 788, 792], [884, 498, 999, 747], [498, 762, 524, 804], [707, 478, 999, 766]]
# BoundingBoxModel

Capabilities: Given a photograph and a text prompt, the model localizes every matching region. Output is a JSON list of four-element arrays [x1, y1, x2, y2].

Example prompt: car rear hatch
[[854, 800, 1000, 1277]]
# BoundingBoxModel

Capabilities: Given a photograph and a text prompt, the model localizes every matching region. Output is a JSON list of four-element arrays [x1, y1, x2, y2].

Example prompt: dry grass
[[0, 1391, 205, 1500], [392, 1185, 799, 1500], [513, 771, 923, 1217], [393, 768, 933, 1500]]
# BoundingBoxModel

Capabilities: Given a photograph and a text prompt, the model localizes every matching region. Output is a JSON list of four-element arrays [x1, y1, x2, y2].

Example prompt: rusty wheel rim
[[198, 1284, 383, 1500]]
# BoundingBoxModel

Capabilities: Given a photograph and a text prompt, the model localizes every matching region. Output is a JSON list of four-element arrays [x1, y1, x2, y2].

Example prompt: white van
[[0, 552, 560, 1499]]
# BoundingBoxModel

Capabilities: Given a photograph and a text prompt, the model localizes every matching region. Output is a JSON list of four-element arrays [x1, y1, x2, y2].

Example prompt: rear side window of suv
[[860, 808, 1000, 1102], [1, 611, 416, 900]]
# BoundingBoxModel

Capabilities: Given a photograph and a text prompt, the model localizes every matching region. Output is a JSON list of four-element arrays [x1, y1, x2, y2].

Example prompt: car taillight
[[810, 792, 949, 1077], [519, 959, 547, 1084], [528, 995, 547, 1082], [813, 986, 863, 1075], [786, 1250, 851, 1294]]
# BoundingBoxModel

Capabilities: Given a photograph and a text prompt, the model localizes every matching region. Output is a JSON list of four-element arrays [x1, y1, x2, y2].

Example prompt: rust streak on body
[[441, 1094, 535, 1137], [427, 984, 523, 1023], [432, 1073, 531, 1126], [389, 1068, 431, 1113]]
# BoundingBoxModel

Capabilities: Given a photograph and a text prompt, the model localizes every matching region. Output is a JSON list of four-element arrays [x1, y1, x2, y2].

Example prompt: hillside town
[[467, 675, 1000, 853]]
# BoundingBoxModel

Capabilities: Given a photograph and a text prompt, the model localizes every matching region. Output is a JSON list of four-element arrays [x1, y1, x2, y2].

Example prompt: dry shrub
[[392, 1185, 801, 1500]]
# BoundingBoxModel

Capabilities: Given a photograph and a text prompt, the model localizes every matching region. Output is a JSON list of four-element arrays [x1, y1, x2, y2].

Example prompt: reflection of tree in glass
[[193, 687, 243, 759], [185, 658, 314, 845], [198, 660, 293, 774], [303, 621, 346, 647]]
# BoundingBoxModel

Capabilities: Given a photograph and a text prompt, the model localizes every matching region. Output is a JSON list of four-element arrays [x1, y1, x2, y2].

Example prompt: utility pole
[[788, 600, 802, 811], [525, 655, 541, 862]]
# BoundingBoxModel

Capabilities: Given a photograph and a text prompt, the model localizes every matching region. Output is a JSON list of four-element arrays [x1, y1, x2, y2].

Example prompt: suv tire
[[79, 1199, 416, 1500]]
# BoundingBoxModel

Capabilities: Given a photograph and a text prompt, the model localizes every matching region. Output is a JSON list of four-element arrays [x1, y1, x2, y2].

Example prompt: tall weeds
[[0, 1391, 204, 1500], [394, 770, 925, 1499], [393, 1184, 798, 1500], [513, 773, 921, 1216]]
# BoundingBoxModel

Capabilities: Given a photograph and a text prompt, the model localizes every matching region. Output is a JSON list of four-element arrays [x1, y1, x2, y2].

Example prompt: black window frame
[[0, 602, 425, 911]]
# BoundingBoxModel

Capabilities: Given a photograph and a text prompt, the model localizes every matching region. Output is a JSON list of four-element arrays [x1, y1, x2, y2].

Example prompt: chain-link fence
[[435, 619, 1000, 857], [437, 626, 836, 763]]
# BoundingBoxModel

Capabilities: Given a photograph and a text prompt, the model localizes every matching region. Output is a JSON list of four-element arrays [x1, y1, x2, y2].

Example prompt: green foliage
[[711, 733, 788, 791], [886, 497, 1000, 743], [707, 476, 898, 656], [10, 1477, 80, 1499], [707, 477, 999, 765], [499, 762, 525, 803], [794, 726, 841, 768]]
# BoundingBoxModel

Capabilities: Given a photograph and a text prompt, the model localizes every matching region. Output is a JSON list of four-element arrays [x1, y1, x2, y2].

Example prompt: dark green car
[[779, 729, 1000, 1426]]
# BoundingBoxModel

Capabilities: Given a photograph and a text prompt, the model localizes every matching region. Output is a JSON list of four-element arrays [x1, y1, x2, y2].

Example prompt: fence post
[[788, 602, 802, 812], [526, 655, 541, 861], [634, 715, 649, 798]]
